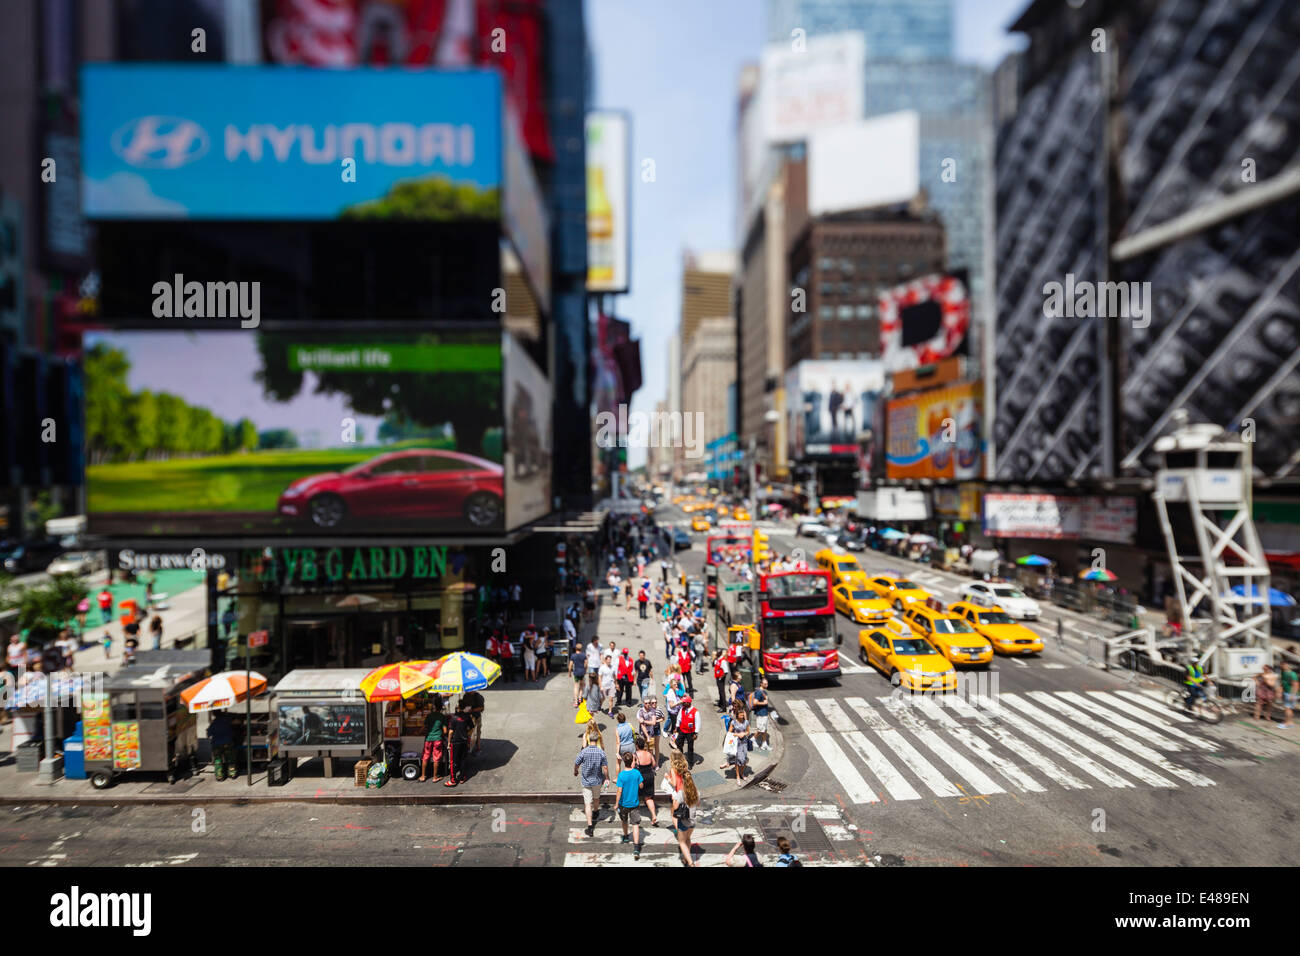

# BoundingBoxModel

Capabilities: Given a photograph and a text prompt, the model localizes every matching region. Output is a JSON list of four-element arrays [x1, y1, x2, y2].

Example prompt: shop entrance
[[284, 608, 443, 674]]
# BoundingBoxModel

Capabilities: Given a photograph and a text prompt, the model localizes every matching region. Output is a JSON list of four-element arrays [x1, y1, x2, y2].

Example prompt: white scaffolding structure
[[1151, 422, 1271, 681]]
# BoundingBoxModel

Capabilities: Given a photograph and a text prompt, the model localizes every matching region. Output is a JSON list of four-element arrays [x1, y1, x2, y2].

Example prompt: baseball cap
[[681, 695, 692, 704], [622, 648, 630, 655]]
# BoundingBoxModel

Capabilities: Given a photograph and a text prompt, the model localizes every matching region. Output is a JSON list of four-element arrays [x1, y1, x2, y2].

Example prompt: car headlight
[[282, 486, 304, 498]]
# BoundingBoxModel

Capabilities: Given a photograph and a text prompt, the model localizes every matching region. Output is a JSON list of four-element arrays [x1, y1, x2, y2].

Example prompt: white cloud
[[83, 171, 188, 217]]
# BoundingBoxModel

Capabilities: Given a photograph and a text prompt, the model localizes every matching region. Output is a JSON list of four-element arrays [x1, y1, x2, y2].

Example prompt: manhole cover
[[756, 812, 832, 854], [756, 778, 787, 793], [455, 844, 519, 867]]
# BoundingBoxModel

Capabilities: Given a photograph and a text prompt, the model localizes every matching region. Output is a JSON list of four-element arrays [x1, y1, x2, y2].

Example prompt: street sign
[[248, 630, 269, 648], [723, 583, 751, 592]]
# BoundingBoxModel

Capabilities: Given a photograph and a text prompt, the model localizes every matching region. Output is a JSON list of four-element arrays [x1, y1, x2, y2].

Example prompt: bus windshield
[[763, 616, 836, 651], [765, 574, 828, 598]]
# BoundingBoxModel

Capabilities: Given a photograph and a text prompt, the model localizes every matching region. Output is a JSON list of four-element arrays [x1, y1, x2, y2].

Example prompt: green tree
[[84, 343, 132, 463], [257, 429, 298, 450], [155, 393, 188, 457], [340, 177, 501, 221], [237, 418, 258, 452], [125, 389, 159, 458], [254, 335, 501, 458], [3, 575, 87, 644]]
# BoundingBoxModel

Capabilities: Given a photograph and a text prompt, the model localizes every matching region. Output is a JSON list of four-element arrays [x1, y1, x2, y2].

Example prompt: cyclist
[[1183, 656, 1208, 711]]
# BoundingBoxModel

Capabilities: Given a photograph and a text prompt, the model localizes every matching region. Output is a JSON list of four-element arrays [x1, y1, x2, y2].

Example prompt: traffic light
[[753, 528, 771, 565]]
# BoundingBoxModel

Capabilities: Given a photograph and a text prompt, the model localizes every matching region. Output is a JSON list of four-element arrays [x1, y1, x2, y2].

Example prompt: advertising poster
[[983, 494, 1081, 539], [885, 381, 982, 480], [784, 359, 886, 466], [85, 330, 504, 536], [1081, 496, 1137, 544], [586, 112, 630, 293], [502, 333, 552, 530], [879, 273, 971, 373], [82, 64, 502, 220], [278, 702, 368, 748], [82, 692, 112, 761], [760, 32, 865, 144], [112, 721, 141, 770]]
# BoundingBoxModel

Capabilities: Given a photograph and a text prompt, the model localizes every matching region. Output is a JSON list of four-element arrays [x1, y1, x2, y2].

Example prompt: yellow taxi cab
[[733, 507, 751, 522], [900, 603, 993, 667], [672, 495, 689, 506], [832, 583, 893, 625], [715, 504, 730, 517], [815, 549, 871, 590], [949, 601, 1045, 655], [858, 618, 957, 692], [691, 516, 711, 533], [868, 573, 932, 611]]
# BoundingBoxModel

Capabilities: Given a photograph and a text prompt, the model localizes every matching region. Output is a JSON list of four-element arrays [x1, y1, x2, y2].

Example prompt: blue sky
[[586, 0, 1029, 467]]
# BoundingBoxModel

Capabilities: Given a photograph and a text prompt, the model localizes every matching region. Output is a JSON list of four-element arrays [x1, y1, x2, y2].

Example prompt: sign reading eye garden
[[81, 64, 503, 220], [243, 545, 459, 586]]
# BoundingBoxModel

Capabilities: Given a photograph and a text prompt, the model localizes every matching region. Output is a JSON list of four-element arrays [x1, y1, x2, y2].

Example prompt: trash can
[[64, 721, 86, 780]]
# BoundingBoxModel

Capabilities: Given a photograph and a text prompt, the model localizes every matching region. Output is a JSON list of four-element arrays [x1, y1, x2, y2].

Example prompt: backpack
[[713, 659, 725, 680], [777, 853, 801, 868]]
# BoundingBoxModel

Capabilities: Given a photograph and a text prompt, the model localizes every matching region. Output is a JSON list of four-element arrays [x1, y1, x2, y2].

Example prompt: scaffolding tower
[[1152, 421, 1271, 681]]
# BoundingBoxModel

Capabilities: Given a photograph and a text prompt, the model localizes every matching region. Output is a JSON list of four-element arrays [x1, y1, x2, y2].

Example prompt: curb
[[2, 789, 587, 807]]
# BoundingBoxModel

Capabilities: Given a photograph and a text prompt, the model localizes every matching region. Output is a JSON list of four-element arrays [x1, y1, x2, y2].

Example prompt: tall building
[[758, 0, 993, 383], [736, 155, 806, 479], [766, 0, 953, 59], [786, 209, 946, 365], [681, 315, 738, 454], [680, 250, 737, 355], [994, 0, 1300, 485]]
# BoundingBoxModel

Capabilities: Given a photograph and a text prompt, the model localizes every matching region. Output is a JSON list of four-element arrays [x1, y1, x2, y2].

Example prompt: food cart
[[272, 669, 382, 777], [85, 651, 210, 789]]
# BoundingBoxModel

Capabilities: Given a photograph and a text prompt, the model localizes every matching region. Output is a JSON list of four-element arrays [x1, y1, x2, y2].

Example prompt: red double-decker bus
[[757, 570, 840, 681], [704, 534, 751, 606]]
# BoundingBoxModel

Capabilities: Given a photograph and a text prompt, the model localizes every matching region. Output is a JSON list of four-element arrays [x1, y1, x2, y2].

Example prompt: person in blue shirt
[[615, 751, 644, 859]]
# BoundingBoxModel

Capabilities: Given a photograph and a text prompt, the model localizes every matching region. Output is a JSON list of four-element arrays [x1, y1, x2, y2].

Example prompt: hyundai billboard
[[81, 65, 502, 220], [85, 330, 505, 536]]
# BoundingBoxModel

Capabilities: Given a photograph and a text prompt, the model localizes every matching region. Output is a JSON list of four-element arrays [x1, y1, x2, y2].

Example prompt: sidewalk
[[0, 561, 783, 805]]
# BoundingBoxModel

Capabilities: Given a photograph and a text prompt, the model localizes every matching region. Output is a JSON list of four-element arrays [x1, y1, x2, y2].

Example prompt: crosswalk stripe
[[566, 805, 857, 834], [973, 696, 1136, 788], [1056, 691, 1186, 750], [837, 651, 872, 673], [1027, 692, 1213, 787], [910, 696, 1047, 793], [570, 827, 787, 846], [842, 697, 962, 797], [1115, 689, 1197, 723], [818, 699, 920, 801], [785, 700, 880, 804], [1001, 695, 1176, 788], [879, 697, 1007, 795], [1085, 692, 1215, 749], [944, 693, 1091, 789]]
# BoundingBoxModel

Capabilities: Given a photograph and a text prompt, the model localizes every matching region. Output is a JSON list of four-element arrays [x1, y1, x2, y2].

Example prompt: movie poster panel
[[85, 330, 504, 536], [783, 360, 886, 470]]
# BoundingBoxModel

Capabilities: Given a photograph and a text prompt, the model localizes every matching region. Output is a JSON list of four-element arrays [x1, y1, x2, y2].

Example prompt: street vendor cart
[[85, 651, 211, 789]]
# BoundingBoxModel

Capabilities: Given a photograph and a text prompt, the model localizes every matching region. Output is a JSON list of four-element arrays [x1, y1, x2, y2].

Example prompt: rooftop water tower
[[1152, 416, 1271, 681]]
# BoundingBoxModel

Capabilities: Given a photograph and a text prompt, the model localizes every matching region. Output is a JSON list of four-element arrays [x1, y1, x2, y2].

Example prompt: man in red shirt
[[675, 695, 699, 767], [616, 648, 635, 706], [97, 588, 114, 625], [676, 643, 695, 696], [636, 581, 650, 619]]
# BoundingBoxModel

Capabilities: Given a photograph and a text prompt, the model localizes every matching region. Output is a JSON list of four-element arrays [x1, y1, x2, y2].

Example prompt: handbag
[[722, 732, 739, 757], [672, 800, 692, 826]]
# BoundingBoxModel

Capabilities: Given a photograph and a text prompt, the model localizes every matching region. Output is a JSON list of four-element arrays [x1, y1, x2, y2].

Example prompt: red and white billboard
[[263, 0, 553, 161], [983, 494, 1136, 543], [879, 273, 971, 373]]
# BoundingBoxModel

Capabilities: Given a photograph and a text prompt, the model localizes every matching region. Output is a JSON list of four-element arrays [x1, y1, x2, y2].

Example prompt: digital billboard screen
[[502, 333, 552, 530], [81, 64, 502, 221], [85, 330, 504, 536]]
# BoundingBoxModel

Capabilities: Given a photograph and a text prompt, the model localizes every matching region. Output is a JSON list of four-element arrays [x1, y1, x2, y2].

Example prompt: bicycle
[[1165, 681, 1227, 725]]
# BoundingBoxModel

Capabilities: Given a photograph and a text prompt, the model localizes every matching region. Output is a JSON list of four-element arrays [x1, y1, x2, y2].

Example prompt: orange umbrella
[[359, 662, 436, 701], [181, 672, 268, 713]]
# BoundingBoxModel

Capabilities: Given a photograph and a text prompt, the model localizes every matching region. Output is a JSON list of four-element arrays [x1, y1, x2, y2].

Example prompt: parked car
[[796, 520, 829, 538], [960, 582, 1042, 620], [277, 448, 505, 530], [841, 532, 867, 551], [1, 539, 64, 574], [46, 550, 105, 577]]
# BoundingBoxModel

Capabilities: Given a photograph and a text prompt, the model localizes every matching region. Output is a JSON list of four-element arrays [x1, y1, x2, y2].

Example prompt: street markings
[[783, 689, 1219, 805], [563, 803, 866, 866]]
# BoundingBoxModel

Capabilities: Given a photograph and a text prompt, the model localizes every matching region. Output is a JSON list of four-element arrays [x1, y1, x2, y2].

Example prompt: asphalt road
[[4, 507, 1297, 867]]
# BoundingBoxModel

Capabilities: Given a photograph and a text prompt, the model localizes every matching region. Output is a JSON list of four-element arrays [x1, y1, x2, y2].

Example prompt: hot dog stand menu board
[[83, 693, 112, 761], [112, 721, 141, 770]]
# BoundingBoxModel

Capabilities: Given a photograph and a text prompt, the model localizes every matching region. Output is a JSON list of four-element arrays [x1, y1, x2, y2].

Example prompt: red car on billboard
[[277, 448, 504, 530]]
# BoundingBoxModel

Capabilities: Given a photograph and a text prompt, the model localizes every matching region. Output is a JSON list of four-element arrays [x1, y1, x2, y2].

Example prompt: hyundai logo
[[111, 115, 209, 169]]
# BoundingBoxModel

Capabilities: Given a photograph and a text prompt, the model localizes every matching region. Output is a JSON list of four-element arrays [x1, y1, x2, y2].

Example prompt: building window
[[837, 305, 853, 319], [856, 304, 873, 318], [819, 305, 833, 319]]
